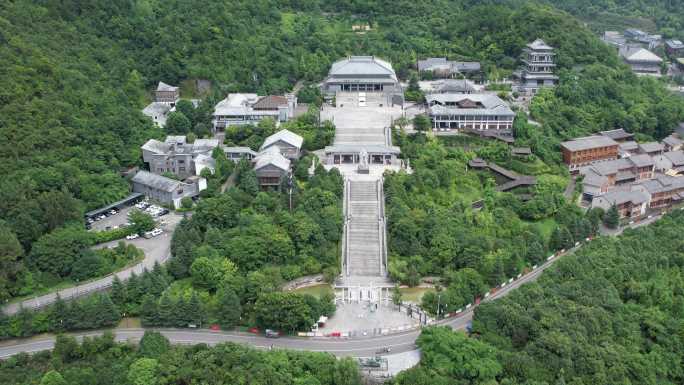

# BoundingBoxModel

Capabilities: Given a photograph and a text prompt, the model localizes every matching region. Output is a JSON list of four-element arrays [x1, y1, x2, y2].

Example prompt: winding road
[[2, 213, 183, 316], [2, 212, 663, 360], [0, 243, 566, 359]]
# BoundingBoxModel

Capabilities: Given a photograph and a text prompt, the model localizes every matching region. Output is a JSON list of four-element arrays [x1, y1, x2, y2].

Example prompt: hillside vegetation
[[543, 0, 684, 38], [0, 0, 683, 318], [394, 210, 684, 385]]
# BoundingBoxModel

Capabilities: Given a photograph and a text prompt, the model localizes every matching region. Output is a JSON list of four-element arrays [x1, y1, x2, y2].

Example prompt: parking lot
[[89, 205, 137, 231], [88, 201, 170, 232]]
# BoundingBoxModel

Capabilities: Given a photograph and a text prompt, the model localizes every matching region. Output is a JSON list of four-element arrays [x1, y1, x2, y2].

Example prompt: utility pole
[[288, 170, 293, 212]]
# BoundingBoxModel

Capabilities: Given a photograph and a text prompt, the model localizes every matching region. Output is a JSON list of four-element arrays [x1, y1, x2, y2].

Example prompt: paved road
[[0, 242, 572, 359], [2, 213, 184, 316], [601, 211, 665, 237]]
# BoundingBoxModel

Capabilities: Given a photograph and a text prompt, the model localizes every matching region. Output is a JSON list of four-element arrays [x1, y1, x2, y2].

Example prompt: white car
[[151, 228, 163, 237], [126, 233, 139, 240]]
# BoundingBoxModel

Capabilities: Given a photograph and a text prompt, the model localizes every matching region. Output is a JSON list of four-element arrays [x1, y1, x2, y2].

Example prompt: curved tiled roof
[[132, 170, 181, 192], [254, 146, 290, 171], [156, 81, 178, 92], [427, 93, 515, 116], [527, 39, 553, 50], [328, 56, 397, 81], [260, 129, 304, 151]]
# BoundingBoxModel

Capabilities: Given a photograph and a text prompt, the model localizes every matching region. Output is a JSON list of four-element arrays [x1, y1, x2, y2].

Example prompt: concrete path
[[2, 212, 184, 315]]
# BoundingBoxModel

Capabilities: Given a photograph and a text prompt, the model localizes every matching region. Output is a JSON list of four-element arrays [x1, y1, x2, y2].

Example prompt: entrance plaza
[[318, 302, 420, 336]]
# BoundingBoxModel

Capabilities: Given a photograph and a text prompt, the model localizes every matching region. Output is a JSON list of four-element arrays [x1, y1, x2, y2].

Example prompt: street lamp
[[437, 293, 441, 319]]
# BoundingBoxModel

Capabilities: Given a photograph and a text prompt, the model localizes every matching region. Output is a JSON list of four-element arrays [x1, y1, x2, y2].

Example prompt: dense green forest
[[0, 0, 683, 349], [542, 0, 684, 38], [393, 209, 684, 385], [386, 133, 604, 313], [0, 331, 361, 385], [0, 161, 341, 339], [2, 0, 683, 301]]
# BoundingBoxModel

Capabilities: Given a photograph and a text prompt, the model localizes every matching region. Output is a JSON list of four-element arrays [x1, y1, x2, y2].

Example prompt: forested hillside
[[1, 0, 683, 309], [386, 133, 603, 313], [394, 210, 684, 385], [0, 0, 598, 301], [543, 0, 684, 37]]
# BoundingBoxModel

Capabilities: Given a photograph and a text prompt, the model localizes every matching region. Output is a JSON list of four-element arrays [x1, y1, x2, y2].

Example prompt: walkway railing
[[341, 178, 351, 276], [377, 179, 388, 277]]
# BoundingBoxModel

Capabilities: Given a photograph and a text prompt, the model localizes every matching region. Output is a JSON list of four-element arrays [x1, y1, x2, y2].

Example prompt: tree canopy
[[396, 209, 684, 385]]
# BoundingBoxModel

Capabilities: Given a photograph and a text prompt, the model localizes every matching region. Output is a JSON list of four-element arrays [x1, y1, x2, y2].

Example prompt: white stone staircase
[[348, 181, 381, 276]]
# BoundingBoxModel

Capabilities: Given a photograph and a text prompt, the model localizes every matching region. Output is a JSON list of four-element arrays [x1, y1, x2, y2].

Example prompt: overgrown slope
[[395, 210, 684, 385]]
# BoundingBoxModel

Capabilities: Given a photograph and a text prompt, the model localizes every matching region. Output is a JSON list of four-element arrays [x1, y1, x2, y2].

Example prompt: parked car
[[151, 228, 163, 237], [126, 233, 139, 240], [159, 209, 169, 216], [109, 209, 118, 215], [265, 329, 280, 338]]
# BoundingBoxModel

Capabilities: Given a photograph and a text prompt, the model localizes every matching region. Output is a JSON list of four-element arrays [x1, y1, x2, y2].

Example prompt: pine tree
[[560, 226, 574, 249], [549, 226, 573, 251], [157, 293, 175, 327], [140, 294, 159, 326], [139, 269, 154, 297], [150, 272, 168, 297], [152, 261, 164, 277], [50, 295, 69, 331], [110, 276, 127, 306], [174, 296, 191, 327], [95, 294, 120, 327], [526, 241, 545, 265], [490, 255, 505, 285], [604, 204, 620, 229], [216, 287, 241, 328], [187, 292, 205, 327], [127, 272, 141, 303]]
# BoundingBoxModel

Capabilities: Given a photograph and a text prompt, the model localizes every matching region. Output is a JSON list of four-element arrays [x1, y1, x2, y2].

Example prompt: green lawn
[[508, 158, 554, 176], [117, 317, 141, 329], [399, 287, 434, 303], [528, 217, 558, 241], [291, 284, 333, 298]]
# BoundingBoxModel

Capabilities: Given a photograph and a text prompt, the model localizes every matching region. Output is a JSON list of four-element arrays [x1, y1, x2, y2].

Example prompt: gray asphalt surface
[[2, 212, 183, 316]]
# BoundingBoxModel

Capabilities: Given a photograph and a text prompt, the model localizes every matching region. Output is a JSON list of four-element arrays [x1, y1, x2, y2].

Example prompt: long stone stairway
[[326, 91, 399, 302], [347, 180, 382, 276]]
